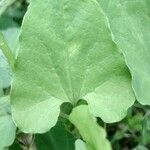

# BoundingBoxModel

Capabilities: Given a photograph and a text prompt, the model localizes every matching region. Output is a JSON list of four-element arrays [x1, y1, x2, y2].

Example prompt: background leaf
[[35, 121, 76, 150], [0, 13, 20, 56], [98, 0, 150, 105], [132, 145, 149, 150], [0, 13, 20, 88], [0, 96, 16, 149]]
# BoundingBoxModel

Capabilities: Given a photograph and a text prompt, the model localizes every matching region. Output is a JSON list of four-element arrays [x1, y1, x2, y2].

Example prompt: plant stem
[[60, 112, 69, 120], [0, 32, 15, 70], [17, 133, 37, 150]]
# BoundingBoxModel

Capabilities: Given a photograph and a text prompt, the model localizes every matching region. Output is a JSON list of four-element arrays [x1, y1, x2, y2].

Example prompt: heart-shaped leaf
[[11, 0, 135, 133]]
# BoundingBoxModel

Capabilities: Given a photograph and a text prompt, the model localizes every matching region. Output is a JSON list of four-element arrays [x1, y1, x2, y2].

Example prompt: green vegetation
[[0, 0, 150, 149]]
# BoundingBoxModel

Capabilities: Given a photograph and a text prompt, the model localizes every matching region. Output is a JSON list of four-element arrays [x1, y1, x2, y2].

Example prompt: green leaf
[[0, 80, 3, 96], [128, 113, 143, 131], [11, 0, 135, 133], [69, 105, 111, 150], [83, 76, 135, 122], [0, 96, 16, 149], [75, 139, 87, 150], [98, 0, 150, 105], [35, 121, 76, 150], [132, 145, 149, 150], [9, 141, 22, 150]]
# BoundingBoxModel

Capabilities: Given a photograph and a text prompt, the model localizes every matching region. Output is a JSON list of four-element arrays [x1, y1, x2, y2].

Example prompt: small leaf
[[128, 113, 143, 131], [69, 105, 111, 150]]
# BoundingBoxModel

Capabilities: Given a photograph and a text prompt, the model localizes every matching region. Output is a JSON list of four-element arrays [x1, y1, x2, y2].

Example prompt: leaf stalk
[[0, 32, 15, 70]]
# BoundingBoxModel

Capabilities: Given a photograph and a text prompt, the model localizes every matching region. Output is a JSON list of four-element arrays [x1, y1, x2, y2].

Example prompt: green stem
[[0, 32, 15, 70], [60, 112, 69, 120]]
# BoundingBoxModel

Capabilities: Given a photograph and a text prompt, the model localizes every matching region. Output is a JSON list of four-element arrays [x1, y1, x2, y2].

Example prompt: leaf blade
[[11, 0, 135, 132]]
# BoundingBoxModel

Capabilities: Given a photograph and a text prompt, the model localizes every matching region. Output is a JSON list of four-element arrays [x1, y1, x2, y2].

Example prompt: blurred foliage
[[104, 103, 150, 150], [0, 0, 28, 25], [142, 113, 150, 145], [0, 0, 15, 16]]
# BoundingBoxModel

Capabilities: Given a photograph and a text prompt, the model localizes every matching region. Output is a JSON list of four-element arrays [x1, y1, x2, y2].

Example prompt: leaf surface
[[0, 80, 3, 96], [0, 96, 16, 149], [11, 0, 135, 132], [69, 105, 111, 150], [75, 140, 87, 150], [98, 0, 150, 105], [35, 121, 76, 150], [0, 50, 11, 88]]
